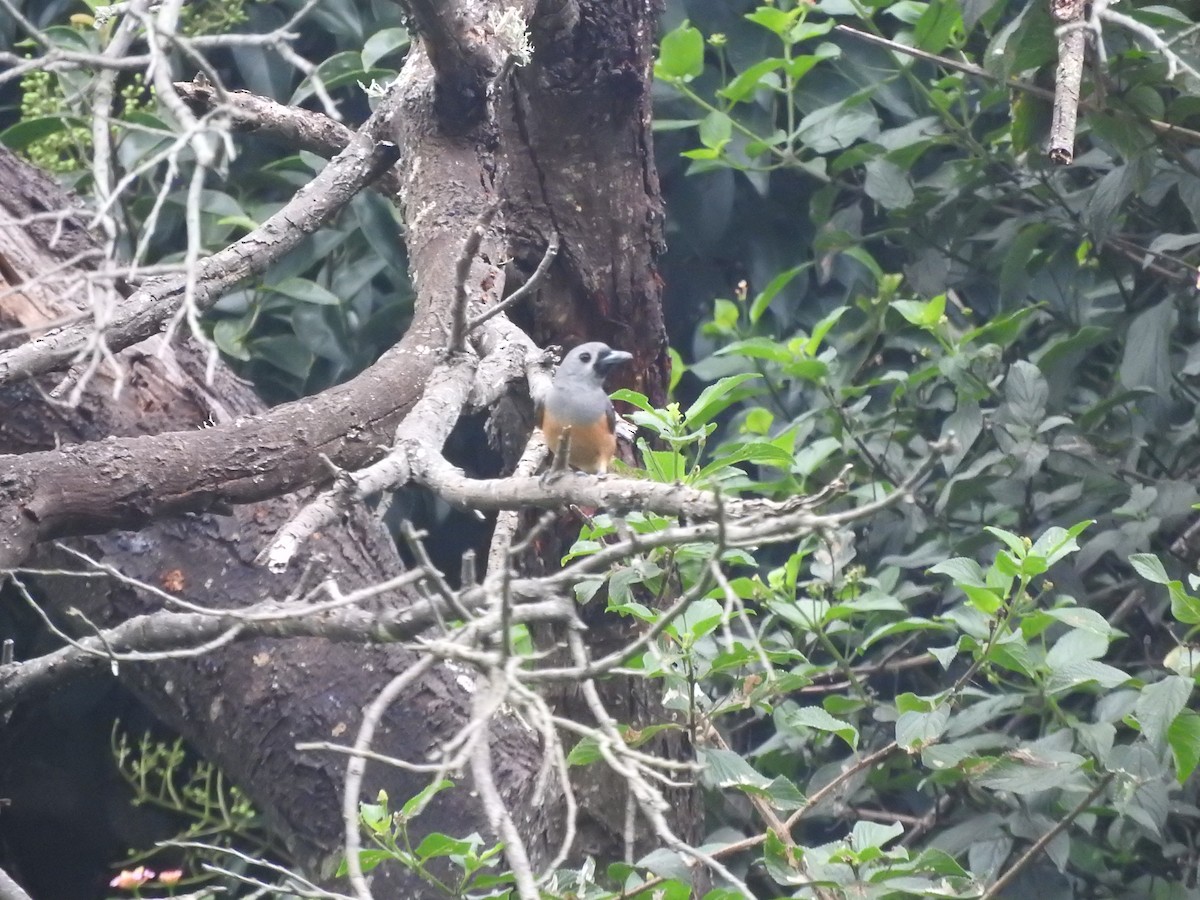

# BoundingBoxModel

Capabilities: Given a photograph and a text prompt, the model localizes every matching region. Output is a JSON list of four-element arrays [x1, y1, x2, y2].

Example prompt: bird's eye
[[579, 352, 592, 363]]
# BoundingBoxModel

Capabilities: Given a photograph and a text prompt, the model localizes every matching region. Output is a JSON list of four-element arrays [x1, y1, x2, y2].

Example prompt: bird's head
[[554, 342, 633, 387]]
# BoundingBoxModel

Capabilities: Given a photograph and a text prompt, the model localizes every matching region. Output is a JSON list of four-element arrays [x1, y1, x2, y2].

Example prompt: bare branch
[[1049, 0, 1087, 164], [0, 863, 34, 900], [0, 100, 402, 387]]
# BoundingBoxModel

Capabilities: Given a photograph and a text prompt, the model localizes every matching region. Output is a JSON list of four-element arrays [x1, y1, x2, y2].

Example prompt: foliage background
[[3, 0, 1200, 896]]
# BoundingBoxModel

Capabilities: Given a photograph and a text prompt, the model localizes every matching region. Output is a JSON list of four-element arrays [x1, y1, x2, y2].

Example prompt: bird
[[537, 342, 633, 474]]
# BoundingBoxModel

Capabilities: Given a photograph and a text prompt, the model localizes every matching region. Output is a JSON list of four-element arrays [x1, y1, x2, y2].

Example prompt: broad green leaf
[[984, 526, 1027, 557], [361, 27, 410, 69], [415, 832, 476, 861], [718, 58, 785, 103], [1046, 659, 1131, 694], [266, 277, 343, 306], [1119, 300, 1176, 400], [400, 779, 454, 819], [1130, 553, 1171, 584], [974, 750, 1086, 794], [700, 747, 772, 789], [1169, 581, 1200, 625], [896, 704, 950, 748], [776, 704, 859, 750], [698, 110, 732, 149], [930, 557, 986, 587], [656, 23, 705, 80], [797, 102, 879, 154], [1135, 675, 1193, 754], [914, 0, 962, 52], [748, 265, 808, 324], [0, 115, 85, 151], [850, 820, 904, 852], [1167, 711, 1200, 783], [745, 6, 799, 35], [684, 373, 761, 426], [865, 158, 915, 209]]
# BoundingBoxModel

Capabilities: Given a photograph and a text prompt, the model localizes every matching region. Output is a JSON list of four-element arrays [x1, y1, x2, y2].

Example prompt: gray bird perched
[[537, 342, 633, 474]]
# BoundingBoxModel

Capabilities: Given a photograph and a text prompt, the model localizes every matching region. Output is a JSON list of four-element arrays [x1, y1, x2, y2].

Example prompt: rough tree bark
[[0, 146, 549, 896], [0, 0, 685, 894]]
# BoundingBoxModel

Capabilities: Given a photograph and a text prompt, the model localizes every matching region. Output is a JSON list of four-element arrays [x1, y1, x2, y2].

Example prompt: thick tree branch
[[173, 77, 403, 196], [405, 0, 498, 125], [0, 324, 435, 568]]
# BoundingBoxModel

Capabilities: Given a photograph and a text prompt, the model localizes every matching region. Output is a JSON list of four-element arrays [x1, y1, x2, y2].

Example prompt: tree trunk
[[0, 0, 692, 893]]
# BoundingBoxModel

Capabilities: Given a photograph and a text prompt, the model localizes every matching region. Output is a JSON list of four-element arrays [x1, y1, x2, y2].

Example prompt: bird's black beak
[[595, 348, 633, 374]]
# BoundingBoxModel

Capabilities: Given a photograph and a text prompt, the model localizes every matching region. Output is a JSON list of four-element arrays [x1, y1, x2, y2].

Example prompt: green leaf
[[1165, 645, 1200, 677], [913, 0, 962, 52], [361, 26, 410, 69], [711, 297, 740, 333], [1119, 300, 1176, 400], [806, 306, 848, 353], [1169, 581, 1200, 625], [797, 102, 879, 154], [1029, 520, 1092, 566], [266, 277, 343, 306], [0, 115, 85, 151], [1167, 711, 1200, 783], [610, 388, 662, 414], [749, 265, 808, 324], [656, 23, 705, 80], [850, 820, 904, 852], [865, 158, 915, 209], [414, 832, 477, 861], [984, 526, 1027, 557], [291, 51, 395, 104], [697, 112, 732, 153], [250, 335, 315, 379], [567, 735, 602, 766], [700, 747, 772, 789], [1046, 659, 1131, 693], [718, 58, 785, 103], [745, 6, 800, 36], [896, 704, 950, 748], [975, 750, 1086, 794], [1000, 360, 1048, 423], [776, 704, 859, 750], [891, 294, 945, 329], [399, 779, 454, 820], [930, 557, 986, 587], [961, 584, 1004, 615], [1045, 606, 1119, 637], [697, 441, 795, 479], [1135, 675, 1193, 755], [212, 318, 252, 361], [683, 373, 761, 427], [1129, 553, 1170, 584], [667, 597, 724, 641], [1046, 628, 1108, 667]]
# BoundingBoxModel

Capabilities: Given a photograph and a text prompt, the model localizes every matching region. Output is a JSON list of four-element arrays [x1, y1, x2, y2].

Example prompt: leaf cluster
[[627, 0, 1200, 894]]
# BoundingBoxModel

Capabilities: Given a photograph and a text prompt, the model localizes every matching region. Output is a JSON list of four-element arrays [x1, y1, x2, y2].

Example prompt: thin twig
[[469, 232, 560, 331]]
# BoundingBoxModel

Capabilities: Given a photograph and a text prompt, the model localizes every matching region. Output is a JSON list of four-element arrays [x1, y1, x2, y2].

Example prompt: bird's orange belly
[[540, 415, 616, 474]]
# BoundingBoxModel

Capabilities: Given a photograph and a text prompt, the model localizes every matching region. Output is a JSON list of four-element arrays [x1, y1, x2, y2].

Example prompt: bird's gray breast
[[545, 383, 611, 426]]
